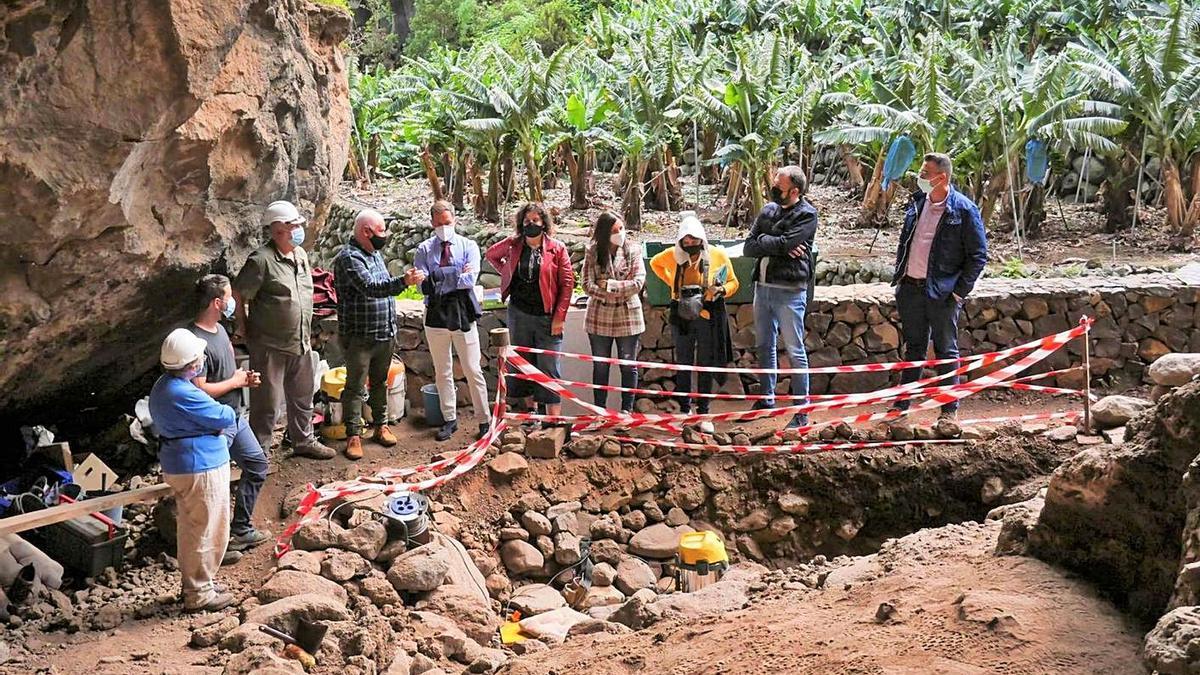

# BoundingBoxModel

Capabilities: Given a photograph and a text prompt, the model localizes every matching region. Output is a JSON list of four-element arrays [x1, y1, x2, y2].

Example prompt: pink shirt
[[905, 198, 947, 278]]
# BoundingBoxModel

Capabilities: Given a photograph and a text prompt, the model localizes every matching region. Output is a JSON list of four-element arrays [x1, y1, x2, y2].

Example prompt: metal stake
[[1082, 318, 1093, 432]]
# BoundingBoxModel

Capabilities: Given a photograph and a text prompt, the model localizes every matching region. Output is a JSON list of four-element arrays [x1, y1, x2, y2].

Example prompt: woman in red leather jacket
[[485, 203, 575, 420]]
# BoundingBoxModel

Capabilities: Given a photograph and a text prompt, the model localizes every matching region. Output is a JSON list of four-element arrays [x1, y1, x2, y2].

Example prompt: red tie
[[440, 240, 452, 266]]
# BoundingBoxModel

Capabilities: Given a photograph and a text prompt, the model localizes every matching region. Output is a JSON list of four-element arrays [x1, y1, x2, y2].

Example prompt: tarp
[[881, 135, 916, 190], [1025, 139, 1049, 185]]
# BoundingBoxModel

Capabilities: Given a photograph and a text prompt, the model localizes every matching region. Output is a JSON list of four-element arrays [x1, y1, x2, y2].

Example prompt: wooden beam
[[0, 484, 171, 536]]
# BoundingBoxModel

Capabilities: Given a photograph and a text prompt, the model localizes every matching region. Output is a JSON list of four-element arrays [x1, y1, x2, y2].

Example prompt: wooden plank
[[0, 484, 172, 535]]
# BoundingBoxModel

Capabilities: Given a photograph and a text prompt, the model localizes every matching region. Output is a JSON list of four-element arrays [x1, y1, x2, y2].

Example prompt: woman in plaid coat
[[582, 212, 646, 412]]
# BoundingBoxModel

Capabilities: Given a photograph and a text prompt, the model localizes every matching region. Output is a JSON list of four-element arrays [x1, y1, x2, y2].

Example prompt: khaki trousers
[[248, 343, 318, 452], [164, 463, 230, 608], [425, 324, 490, 422]]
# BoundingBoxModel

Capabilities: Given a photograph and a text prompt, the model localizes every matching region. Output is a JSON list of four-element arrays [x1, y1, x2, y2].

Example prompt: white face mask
[[435, 224, 455, 241], [917, 176, 935, 194], [610, 231, 626, 248]]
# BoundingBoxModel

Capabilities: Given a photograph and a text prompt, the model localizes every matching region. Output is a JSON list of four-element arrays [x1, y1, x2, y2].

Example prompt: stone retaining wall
[[372, 269, 1200, 408]]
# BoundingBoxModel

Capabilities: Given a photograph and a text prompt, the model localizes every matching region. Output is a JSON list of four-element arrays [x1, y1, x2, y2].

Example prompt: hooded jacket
[[648, 213, 739, 303]]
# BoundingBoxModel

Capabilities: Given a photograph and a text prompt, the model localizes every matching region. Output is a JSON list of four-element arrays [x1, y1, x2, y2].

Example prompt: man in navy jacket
[[890, 153, 988, 420]]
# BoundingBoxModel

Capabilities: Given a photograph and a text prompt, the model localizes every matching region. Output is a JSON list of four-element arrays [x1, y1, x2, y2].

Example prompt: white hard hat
[[261, 200, 307, 229], [160, 328, 207, 369]]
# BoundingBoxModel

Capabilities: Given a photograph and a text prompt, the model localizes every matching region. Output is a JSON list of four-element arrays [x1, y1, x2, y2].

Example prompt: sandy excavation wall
[[0, 0, 351, 437], [362, 270, 1200, 406]]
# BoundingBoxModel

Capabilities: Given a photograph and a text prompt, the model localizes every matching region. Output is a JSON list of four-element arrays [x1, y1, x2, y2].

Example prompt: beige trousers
[[164, 463, 230, 608], [425, 325, 490, 422]]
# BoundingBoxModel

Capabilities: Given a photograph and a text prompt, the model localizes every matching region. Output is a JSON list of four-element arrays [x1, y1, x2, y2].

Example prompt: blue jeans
[[753, 284, 810, 407], [222, 416, 268, 536], [588, 334, 641, 411], [895, 282, 961, 413], [507, 306, 563, 405]]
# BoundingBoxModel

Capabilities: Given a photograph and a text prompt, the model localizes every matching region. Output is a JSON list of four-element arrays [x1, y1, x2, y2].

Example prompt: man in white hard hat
[[233, 200, 336, 460], [148, 328, 236, 613]]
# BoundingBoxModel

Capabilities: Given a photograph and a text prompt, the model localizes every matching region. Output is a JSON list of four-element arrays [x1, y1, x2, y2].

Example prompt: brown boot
[[345, 435, 363, 460], [373, 424, 398, 447]]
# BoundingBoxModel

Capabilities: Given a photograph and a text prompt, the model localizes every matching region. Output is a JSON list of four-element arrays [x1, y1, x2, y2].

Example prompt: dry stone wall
[[386, 271, 1200, 405]]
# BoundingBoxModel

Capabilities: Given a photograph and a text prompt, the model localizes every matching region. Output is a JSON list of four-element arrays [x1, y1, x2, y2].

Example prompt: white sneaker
[[699, 421, 715, 434]]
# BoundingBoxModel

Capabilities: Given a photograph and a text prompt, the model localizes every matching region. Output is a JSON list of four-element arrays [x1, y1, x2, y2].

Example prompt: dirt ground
[[497, 519, 1147, 675], [24, 387, 1110, 675], [341, 173, 1193, 272]]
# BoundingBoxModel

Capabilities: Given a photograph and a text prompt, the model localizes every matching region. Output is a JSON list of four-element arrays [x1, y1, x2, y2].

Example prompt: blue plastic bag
[[881, 135, 916, 190], [1025, 139, 1048, 185]]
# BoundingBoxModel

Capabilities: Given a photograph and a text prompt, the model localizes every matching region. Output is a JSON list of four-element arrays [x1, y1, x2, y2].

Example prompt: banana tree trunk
[[747, 162, 767, 216], [585, 148, 596, 193], [838, 144, 866, 193], [1022, 182, 1047, 239], [646, 153, 669, 211], [563, 142, 588, 210], [979, 165, 1010, 227], [622, 157, 649, 231], [467, 156, 486, 219], [420, 147, 445, 202], [700, 127, 720, 184], [501, 153, 515, 204], [725, 162, 743, 203], [452, 145, 467, 211], [1100, 154, 1136, 233], [523, 144, 543, 203], [1163, 156, 1198, 251], [858, 148, 898, 228], [615, 159, 628, 194], [663, 146, 684, 210]]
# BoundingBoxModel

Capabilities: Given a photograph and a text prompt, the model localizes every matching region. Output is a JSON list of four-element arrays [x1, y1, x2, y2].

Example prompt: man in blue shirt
[[890, 153, 988, 424], [149, 329, 236, 613], [414, 201, 491, 442], [333, 208, 425, 460]]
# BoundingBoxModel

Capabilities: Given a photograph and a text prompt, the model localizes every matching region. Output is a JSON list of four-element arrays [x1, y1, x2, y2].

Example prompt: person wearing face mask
[[889, 152, 988, 424], [234, 200, 337, 460], [333, 208, 427, 460], [743, 165, 819, 429], [485, 202, 575, 421], [187, 274, 269, 557], [148, 329, 238, 613], [582, 211, 646, 413], [414, 201, 490, 442], [649, 212, 739, 433]]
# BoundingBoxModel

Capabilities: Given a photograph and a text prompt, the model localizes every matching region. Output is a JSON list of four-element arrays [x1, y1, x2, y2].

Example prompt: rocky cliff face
[[1030, 380, 1200, 623], [0, 0, 350, 435]]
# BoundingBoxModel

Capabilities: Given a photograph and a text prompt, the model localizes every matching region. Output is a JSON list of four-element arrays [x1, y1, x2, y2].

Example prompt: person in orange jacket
[[649, 212, 738, 433]]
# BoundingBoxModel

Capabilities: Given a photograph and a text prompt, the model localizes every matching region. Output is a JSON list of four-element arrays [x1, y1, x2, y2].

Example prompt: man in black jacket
[[743, 165, 819, 429]]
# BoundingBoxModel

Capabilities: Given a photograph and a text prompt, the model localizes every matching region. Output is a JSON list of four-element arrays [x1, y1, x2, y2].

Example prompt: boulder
[[508, 584, 566, 616], [1149, 353, 1200, 387], [520, 511, 553, 537], [653, 563, 767, 620], [613, 557, 657, 596], [436, 534, 491, 604], [361, 576, 402, 608], [628, 523, 687, 559], [1144, 605, 1200, 675], [0, 0, 351, 432], [554, 532, 583, 565], [339, 520, 388, 560], [244, 594, 353, 636], [517, 606, 592, 644], [500, 540, 544, 576], [190, 615, 239, 648], [579, 585, 626, 610], [591, 562, 616, 587], [1092, 395, 1154, 429], [777, 493, 811, 517], [415, 584, 500, 645], [277, 550, 323, 576], [321, 550, 371, 582], [989, 496, 1045, 556], [526, 427, 567, 459], [609, 594, 662, 631], [293, 520, 345, 552], [223, 645, 304, 675], [387, 543, 451, 592], [259, 570, 348, 604], [489, 452, 529, 479]]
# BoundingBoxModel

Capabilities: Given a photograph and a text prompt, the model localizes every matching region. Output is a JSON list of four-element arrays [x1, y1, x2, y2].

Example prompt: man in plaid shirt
[[333, 208, 425, 460]]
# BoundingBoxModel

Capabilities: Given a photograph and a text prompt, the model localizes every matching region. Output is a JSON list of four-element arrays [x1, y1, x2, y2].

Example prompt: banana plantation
[[348, 0, 1200, 251]]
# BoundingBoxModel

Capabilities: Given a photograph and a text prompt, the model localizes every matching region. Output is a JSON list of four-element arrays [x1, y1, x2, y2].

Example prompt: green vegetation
[[349, 0, 1200, 250]]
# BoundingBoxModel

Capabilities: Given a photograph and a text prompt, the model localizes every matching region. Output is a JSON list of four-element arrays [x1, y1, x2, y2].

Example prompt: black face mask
[[522, 223, 544, 239], [369, 234, 388, 250], [770, 186, 792, 206], [682, 244, 703, 256]]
